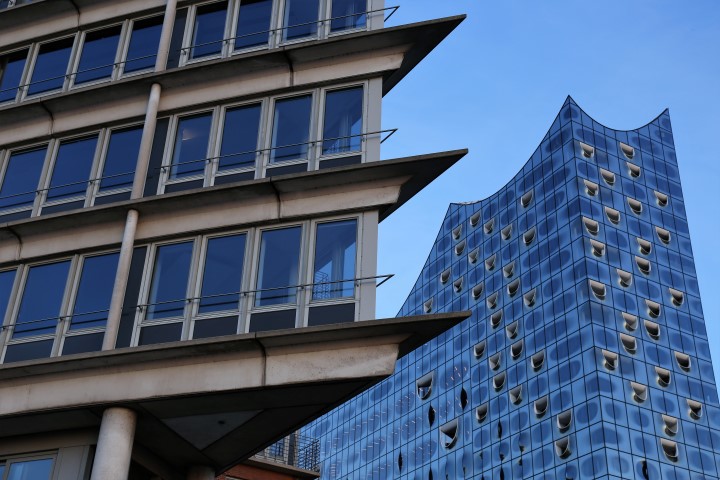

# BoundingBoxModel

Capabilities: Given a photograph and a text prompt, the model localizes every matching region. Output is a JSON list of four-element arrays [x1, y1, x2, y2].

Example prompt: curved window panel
[[602, 349, 618, 371], [270, 95, 312, 163], [490, 310, 503, 328], [557, 410, 572, 431], [631, 382, 647, 403], [660, 439, 678, 461], [534, 396, 548, 417], [583, 179, 598, 196], [75, 26, 121, 85], [312, 220, 356, 300], [579, 142, 594, 158], [440, 268, 450, 284], [0, 48, 28, 103], [622, 312, 638, 331], [219, 103, 261, 171], [124, 16, 163, 73], [483, 218, 494, 234], [662, 415, 678, 436], [635, 256, 651, 275], [283, 0, 320, 40], [423, 298, 433, 314], [687, 399, 703, 420], [27, 37, 74, 96], [13, 260, 71, 338], [170, 113, 212, 178], [199, 234, 246, 313], [590, 239, 605, 257], [469, 212, 480, 227], [589, 280, 606, 300], [452, 277, 463, 293], [501, 224, 512, 240], [69, 252, 119, 330], [502, 261, 515, 278], [510, 340, 523, 359], [523, 289, 536, 307], [416, 372, 433, 400], [0, 146, 46, 210], [322, 87, 362, 155], [637, 237, 652, 255], [190, 1, 228, 59], [451, 225, 462, 240], [620, 142, 635, 159], [675, 352, 691, 372], [520, 190, 533, 208], [655, 191, 669, 207], [99, 126, 143, 192], [46, 135, 98, 201], [627, 162, 641, 178], [605, 207, 620, 225], [471, 282, 483, 299], [617, 269, 632, 288], [440, 419, 459, 449], [331, 0, 367, 32], [468, 248, 479, 265], [600, 168, 615, 186], [476, 403, 488, 423], [473, 340, 486, 359], [531, 351, 545, 370], [656, 227, 671, 245], [486, 292, 498, 310], [646, 300, 661, 319], [644, 319, 661, 339], [454, 240, 466, 256], [509, 385, 522, 404], [555, 437, 571, 458], [620, 333, 637, 354], [235, 0, 273, 50], [256, 226, 301, 306], [583, 217, 599, 236], [147, 242, 194, 320], [627, 197, 643, 215], [507, 279, 520, 297], [669, 288, 684, 306]]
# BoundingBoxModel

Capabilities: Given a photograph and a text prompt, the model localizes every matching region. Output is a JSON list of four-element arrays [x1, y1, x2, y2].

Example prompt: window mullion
[[51, 255, 80, 357], [32, 140, 56, 216], [181, 238, 202, 341]]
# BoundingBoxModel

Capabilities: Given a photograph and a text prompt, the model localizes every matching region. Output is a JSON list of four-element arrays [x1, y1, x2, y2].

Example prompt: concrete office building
[[0, 1, 467, 479], [308, 98, 720, 479]]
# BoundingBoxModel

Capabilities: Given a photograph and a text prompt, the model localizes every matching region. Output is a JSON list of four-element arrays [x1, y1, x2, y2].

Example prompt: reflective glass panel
[[0, 465, 4, 477], [270, 95, 311, 163], [0, 146, 46, 210], [322, 87, 362, 155], [199, 234, 246, 313], [147, 242, 193, 320], [313, 219, 356, 300], [75, 26, 121, 84], [124, 16, 163, 73], [27, 37, 74, 95], [7, 458, 54, 480], [170, 113, 212, 178], [99, 126, 143, 191], [255, 227, 301, 306], [330, 0, 366, 31], [235, 0, 272, 50], [46, 135, 98, 201], [219, 103, 261, 170], [13, 261, 70, 338], [69, 253, 119, 330], [0, 269, 16, 322], [190, 1, 228, 59], [283, 0, 319, 40], [0, 49, 28, 103]]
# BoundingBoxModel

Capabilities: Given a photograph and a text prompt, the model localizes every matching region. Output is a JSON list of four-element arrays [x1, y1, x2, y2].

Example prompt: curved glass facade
[[307, 97, 720, 479]]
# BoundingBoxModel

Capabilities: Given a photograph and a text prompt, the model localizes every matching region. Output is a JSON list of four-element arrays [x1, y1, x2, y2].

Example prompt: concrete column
[[131, 82, 162, 200], [102, 209, 139, 350], [90, 408, 137, 480], [186, 465, 215, 480], [155, 0, 179, 72]]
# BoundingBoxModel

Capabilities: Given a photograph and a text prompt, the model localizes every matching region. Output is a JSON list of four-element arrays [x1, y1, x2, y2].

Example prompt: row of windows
[[0, 216, 361, 363]]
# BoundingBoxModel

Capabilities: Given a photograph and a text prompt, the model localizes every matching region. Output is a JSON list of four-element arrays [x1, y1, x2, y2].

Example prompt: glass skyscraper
[[308, 97, 720, 479]]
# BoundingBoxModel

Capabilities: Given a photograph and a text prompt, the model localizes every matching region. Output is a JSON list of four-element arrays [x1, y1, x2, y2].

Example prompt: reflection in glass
[[331, 0, 366, 32], [124, 16, 163, 73], [199, 234, 246, 313], [313, 220, 356, 300], [219, 104, 261, 170], [283, 0, 320, 40], [323, 87, 362, 155], [27, 37, 74, 95], [7, 458, 54, 480], [13, 261, 70, 338], [0, 269, 16, 322], [235, 0, 273, 49], [75, 26, 121, 84], [170, 113, 212, 178], [46, 136, 98, 201], [99, 126, 143, 191], [191, 1, 228, 59], [0, 146, 46, 210], [147, 242, 193, 320], [270, 95, 312, 163], [256, 227, 301, 306], [69, 253, 119, 330], [0, 49, 28, 103]]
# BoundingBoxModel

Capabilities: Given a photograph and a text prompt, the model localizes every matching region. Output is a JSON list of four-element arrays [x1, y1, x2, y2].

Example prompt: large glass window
[[27, 37, 74, 96], [5, 458, 54, 480], [99, 126, 143, 191], [124, 16, 163, 73], [283, 0, 320, 40], [199, 234, 246, 313], [219, 104, 261, 171], [45, 136, 98, 201], [74, 26, 121, 85], [322, 87, 362, 155], [256, 227, 301, 306], [0, 146, 47, 211], [234, 0, 273, 50], [170, 113, 213, 178], [68, 253, 119, 330], [146, 242, 194, 320], [190, 1, 228, 59], [330, 0, 367, 32], [13, 261, 70, 338], [270, 95, 312, 163], [312, 220, 356, 299], [0, 49, 28, 103]]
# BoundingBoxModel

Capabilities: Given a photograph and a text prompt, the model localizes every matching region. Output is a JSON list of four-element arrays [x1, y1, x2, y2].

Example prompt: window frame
[[91, 122, 145, 200], [315, 82, 367, 166], [0, 142, 51, 216], [21, 34, 79, 100], [68, 22, 127, 90], [118, 14, 164, 77], [0, 46, 32, 104], [262, 91, 317, 172], [211, 98, 267, 182], [180, 0, 234, 67], [0, 452, 56, 480]]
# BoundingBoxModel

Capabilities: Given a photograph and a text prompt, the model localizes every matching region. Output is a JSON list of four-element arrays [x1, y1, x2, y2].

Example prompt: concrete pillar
[[186, 465, 215, 480], [90, 408, 137, 480], [131, 82, 162, 200], [155, 0, 179, 72]]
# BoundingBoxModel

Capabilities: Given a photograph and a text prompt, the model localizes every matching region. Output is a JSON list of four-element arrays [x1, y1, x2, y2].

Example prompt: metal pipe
[[131, 82, 162, 200], [155, 0, 178, 72]]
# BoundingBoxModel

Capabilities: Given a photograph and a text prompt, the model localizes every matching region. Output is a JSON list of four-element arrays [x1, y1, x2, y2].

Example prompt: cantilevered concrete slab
[[0, 312, 470, 473]]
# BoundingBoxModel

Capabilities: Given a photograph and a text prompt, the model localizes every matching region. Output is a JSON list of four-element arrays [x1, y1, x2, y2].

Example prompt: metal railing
[[252, 432, 320, 472]]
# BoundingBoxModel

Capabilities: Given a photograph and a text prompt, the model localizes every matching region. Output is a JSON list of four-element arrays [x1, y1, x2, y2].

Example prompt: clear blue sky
[[376, 1, 720, 385]]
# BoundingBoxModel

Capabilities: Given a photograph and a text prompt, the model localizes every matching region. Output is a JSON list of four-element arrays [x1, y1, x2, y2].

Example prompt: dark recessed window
[[170, 113, 213, 178], [190, 1, 228, 59], [75, 26, 122, 84], [323, 87, 363, 155], [124, 16, 163, 73], [235, 0, 273, 49], [219, 103, 262, 171], [331, 0, 367, 32], [270, 95, 312, 163], [14, 260, 71, 338], [99, 126, 143, 191], [147, 242, 194, 320], [199, 234, 246, 313], [0, 146, 47, 210], [46, 135, 98, 201], [256, 226, 302, 306], [312, 220, 357, 300], [283, 0, 320, 40], [0, 48, 29, 103], [27, 37, 74, 96], [69, 252, 119, 330]]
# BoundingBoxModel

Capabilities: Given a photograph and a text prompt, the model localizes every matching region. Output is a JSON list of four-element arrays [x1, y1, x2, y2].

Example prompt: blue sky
[[376, 1, 720, 384]]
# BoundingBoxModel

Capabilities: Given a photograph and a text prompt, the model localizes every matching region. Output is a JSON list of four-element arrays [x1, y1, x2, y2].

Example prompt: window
[[322, 87, 363, 156], [255, 226, 302, 306], [170, 113, 213, 178], [98, 126, 143, 192], [146, 242, 194, 320], [270, 95, 312, 163], [0, 457, 54, 480], [0, 146, 47, 212], [234, 0, 274, 50], [283, 0, 321, 41], [218, 103, 262, 172], [330, 0, 367, 32], [68, 253, 119, 330], [190, 1, 229, 60], [44, 135, 98, 203], [74, 26, 122, 85], [0, 49, 28, 103], [123, 16, 163, 74], [198, 234, 246, 313], [312, 219, 356, 300], [27, 37, 74, 96], [13, 261, 71, 339]]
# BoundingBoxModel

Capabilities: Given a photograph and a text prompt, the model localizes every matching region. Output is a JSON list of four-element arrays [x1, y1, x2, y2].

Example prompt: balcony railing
[[252, 432, 320, 472]]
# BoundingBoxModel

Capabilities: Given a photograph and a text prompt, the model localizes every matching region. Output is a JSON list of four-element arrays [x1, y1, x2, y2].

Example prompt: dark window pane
[[125, 16, 163, 73], [170, 113, 212, 178], [190, 1, 228, 59], [0, 49, 28, 103], [322, 87, 362, 155], [308, 302, 355, 326], [75, 26, 121, 84], [61, 332, 103, 355], [46, 136, 98, 201], [313, 219, 356, 299], [283, 0, 319, 40], [7, 458, 54, 480], [3, 340, 53, 363], [147, 242, 193, 320], [193, 315, 237, 338], [28, 37, 74, 95], [139, 322, 182, 345], [14, 261, 70, 338], [219, 103, 261, 170], [100, 126, 142, 191], [0, 269, 16, 322], [0, 146, 46, 210], [270, 95, 311, 163], [235, 0, 272, 49], [249, 309, 296, 332], [199, 234, 246, 313], [69, 253, 119, 330], [331, 0, 366, 31], [256, 227, 301, 306]]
